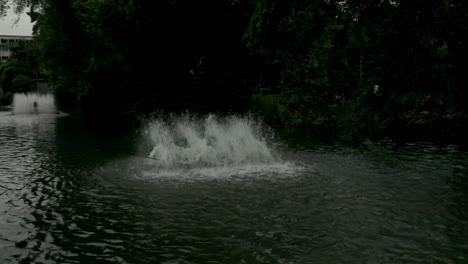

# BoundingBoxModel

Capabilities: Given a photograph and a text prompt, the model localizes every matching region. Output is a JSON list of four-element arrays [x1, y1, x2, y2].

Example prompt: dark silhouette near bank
[[33, 101, 38, 114]]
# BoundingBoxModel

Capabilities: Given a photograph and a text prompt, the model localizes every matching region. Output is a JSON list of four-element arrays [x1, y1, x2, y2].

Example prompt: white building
[[0, 35, 33, 62], [1, 9, 34, 62]]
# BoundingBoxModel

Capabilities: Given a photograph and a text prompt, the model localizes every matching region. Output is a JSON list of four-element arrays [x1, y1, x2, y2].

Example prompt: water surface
[[0, 105, 467, 264]]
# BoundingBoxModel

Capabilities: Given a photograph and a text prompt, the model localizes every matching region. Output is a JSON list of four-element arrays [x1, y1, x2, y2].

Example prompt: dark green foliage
[[3, 0, 468, 144], [0, 91, 13, 106], [0, 39, 39, 93], [16, 0, 254, 118], [243, 0, 468, 144]]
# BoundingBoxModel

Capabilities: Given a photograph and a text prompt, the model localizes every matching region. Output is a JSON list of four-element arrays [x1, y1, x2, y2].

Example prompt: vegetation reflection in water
[[0, 109, 467, 264]]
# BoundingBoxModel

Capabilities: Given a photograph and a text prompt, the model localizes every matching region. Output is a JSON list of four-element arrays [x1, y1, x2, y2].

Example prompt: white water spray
[[12, 93, 57, 114], [141, 113, 279, 170], [108, 113, 306, 181]]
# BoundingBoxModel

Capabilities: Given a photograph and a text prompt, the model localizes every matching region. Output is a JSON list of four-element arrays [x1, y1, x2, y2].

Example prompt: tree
[[0, 39, 39, 93]]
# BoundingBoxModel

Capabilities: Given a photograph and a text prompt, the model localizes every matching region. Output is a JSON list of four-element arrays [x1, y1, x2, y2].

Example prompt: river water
[[0, 94, 467, 264]]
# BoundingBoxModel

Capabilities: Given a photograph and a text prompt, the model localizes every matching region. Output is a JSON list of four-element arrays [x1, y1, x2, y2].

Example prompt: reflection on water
[[0, 110, 467, 264]]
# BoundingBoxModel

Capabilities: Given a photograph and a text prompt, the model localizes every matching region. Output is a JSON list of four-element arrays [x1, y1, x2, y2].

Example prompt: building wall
[[0, 35, 33, 62]]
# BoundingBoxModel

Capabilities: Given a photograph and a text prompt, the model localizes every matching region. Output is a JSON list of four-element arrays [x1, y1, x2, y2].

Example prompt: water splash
[[101, 113, 307, 181], [141, 113, 279, 169], [12, 92, 57, 114]]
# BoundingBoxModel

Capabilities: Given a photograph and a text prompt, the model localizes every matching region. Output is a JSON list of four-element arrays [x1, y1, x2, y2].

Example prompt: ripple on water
[[1, 112, 468, 264]]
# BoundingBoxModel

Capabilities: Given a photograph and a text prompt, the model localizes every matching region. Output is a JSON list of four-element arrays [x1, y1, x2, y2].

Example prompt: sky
[[0, 9, 34, 36]]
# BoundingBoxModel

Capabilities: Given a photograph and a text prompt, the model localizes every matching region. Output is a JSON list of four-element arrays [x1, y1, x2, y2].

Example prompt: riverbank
[[249, 93, 468, 147]]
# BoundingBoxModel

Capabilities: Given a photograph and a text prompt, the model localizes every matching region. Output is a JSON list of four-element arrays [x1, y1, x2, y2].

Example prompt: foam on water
[[135, 162, 305, 182]]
